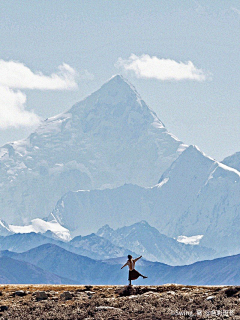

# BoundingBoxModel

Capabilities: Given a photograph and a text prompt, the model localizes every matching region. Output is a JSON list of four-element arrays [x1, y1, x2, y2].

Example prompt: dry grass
[[0, 284, 240, 319]]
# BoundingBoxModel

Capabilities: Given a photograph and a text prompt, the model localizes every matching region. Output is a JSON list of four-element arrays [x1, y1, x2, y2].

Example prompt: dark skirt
[[129, 269, 141, 281]]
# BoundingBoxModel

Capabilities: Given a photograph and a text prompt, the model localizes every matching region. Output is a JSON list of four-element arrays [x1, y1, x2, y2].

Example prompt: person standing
[[121, 255, 147, 285]]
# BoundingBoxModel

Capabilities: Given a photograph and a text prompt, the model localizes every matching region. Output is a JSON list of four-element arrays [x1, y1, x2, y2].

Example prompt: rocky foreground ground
[[0, 284, 240, 319]]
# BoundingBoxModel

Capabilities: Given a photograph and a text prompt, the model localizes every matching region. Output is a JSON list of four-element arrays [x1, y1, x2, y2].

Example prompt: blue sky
[[0, 0, 239, 160]]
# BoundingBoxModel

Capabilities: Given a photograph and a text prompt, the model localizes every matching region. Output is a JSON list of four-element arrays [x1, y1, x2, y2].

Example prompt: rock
[[128, 295, 139, 299], [167, 291, 176, 295], [118, 286, 135, 297], [77, 292, 88, 297], [223, 287, 240, 297], [0, 306, 8, 312], [142, 291, 159, 297], [148, 287, 157, 291], [48, 291, 56, 296], [14, 290, 26, 297], [35, 291, 48, 301], [96, 306, 122, 312], [206, 295, 215, 301], [105, 297, 116, 301], [85, 291, 96, 296], [60, 291, 72, 300]]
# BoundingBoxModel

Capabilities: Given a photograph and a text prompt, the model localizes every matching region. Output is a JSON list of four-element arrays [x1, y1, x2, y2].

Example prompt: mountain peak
[[97, 225, 114, 238], [101, 74, 139, 97], [222, 151, 240, 172], [0, 75, 185, 225], [68, 74, 166, 138], [107, 74, 129, 84], [70, 74, 145, 114], [158, 145, 215, 185]]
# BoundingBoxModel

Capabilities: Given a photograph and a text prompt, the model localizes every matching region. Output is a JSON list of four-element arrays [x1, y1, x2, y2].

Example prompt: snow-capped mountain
[[96, 221, 215, 265], [0, 220, 215, 265], [222, 151, 240, 172], [7, 218, 71, 241], [0, 220, 13, 237], [51, 145, 240, 255], [69, 233, 136, 260], [0, 231, 137, 260], [0, 75, 185, 225]]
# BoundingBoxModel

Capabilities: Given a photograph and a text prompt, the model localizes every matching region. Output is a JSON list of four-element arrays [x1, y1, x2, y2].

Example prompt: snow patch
[[157, 178, 169, 188], [177, 235, 204, 245], [9, 218, 71, 241]]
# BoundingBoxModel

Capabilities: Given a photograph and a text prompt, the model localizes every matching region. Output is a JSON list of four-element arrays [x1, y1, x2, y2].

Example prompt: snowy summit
[[0, 75, 185, 225]]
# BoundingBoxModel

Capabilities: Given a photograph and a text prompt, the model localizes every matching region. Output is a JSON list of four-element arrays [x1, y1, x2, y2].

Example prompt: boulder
[[0, 306, 8, 312], [35, 291, 48, 301], [60, 291, 72, 300], [14, 290, 26, 297]]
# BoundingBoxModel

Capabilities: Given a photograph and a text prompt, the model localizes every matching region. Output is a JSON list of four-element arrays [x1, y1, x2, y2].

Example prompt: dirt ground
[[0, 284, 240, 319]]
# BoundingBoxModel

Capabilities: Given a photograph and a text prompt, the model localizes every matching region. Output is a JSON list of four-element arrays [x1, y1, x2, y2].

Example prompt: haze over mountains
[[0, 221, 215, 266], [96, 221, 215, 265], [51, 145, 240, 255], [1, 243, 240, 285], [0, 75, 240, 285]]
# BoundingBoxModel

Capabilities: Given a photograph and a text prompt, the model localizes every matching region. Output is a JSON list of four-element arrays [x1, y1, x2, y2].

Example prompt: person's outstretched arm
[[134, 255, 142, 262], [121, 262, 128, 269]]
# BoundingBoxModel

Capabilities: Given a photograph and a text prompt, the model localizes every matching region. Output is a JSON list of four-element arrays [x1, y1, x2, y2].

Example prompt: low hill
[[1, 244, 240, 285], [0, 256, 73, 284]]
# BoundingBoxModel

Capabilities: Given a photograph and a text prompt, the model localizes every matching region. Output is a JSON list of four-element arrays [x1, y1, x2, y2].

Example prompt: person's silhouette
[[121, 255, 147, 285]]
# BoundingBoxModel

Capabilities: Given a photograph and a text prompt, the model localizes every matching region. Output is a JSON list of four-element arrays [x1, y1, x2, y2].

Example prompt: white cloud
[[0, 60, 78, 90], [0, 60, 92, 129], [0, 86, 40, 129], [116, 54, 208, 81]]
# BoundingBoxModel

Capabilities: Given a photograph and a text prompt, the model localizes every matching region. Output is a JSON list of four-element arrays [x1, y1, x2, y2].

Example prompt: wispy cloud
[[0, 60, 78, 90], [116, 54, 209, 81], [0, 86, 40, 128], [0, 60, 93, 129]]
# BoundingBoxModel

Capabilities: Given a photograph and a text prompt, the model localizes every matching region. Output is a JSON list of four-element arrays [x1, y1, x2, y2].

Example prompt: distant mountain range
[[0, 75, 240, 284], [0, 221, 216, 266], [51, 146, 240, 255], [0, 244, 124, 285], [0, 231, 136, 261], [96, 221, 216, 265], [1, 243, 240, 285]]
